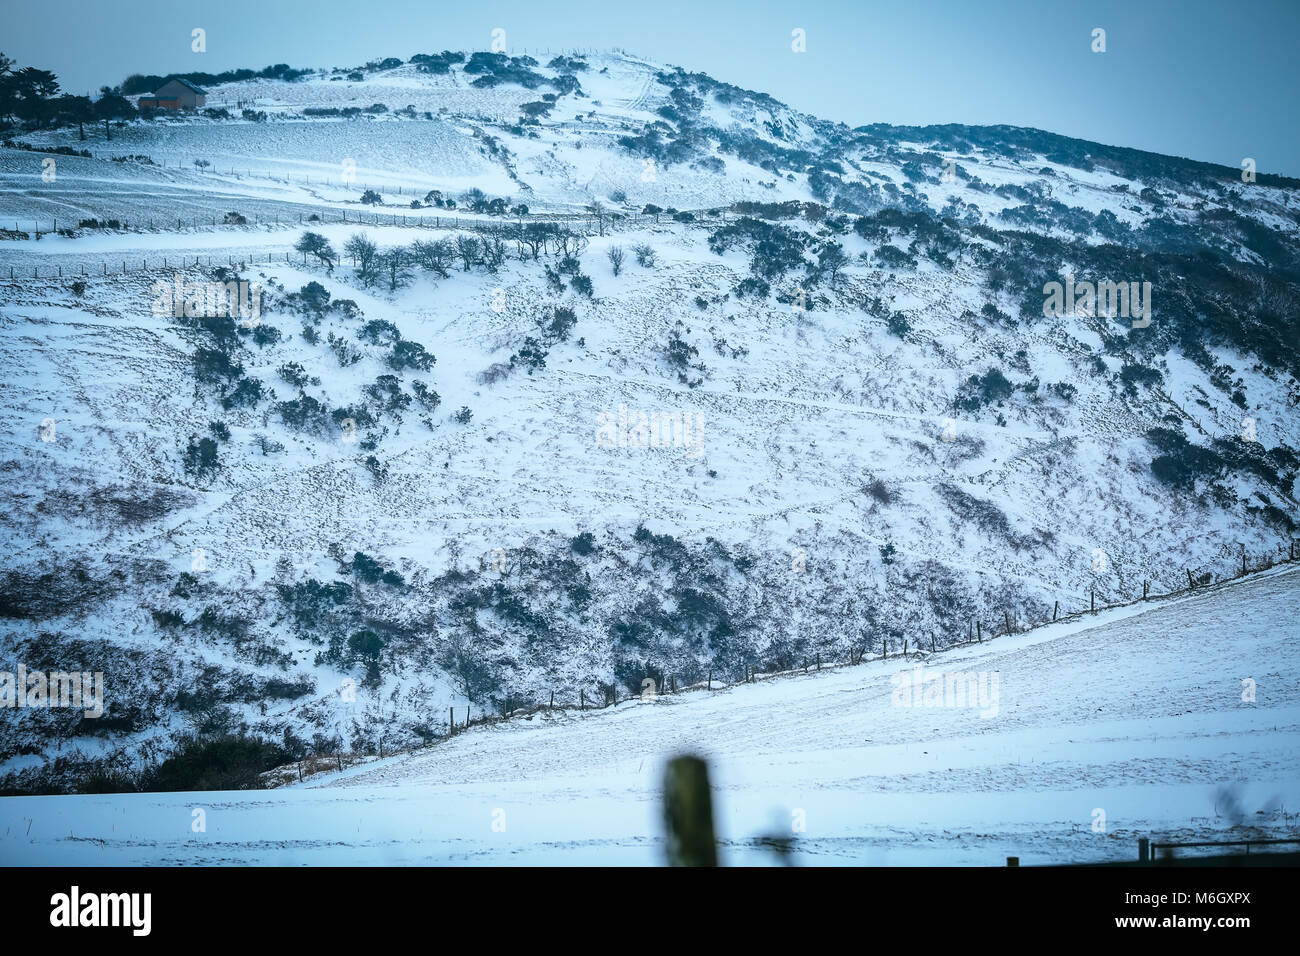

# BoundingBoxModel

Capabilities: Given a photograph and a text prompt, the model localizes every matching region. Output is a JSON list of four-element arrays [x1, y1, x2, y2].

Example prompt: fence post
[[1138, 837, 1150, 863], [580, 689, 584, 710], [1090, 591, 1095, 613], [1053, 600, 1059, 621], [1143, 581, 1149, 600], [976, 621, 982, 643], [662, 755, 718, 867], [449, 707, 454, 735], [1187, 569, 1195, 589]]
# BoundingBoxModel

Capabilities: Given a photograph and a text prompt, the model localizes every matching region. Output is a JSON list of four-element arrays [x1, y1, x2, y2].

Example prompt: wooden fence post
[[1187, 569, 1195, 589], [449, 707, 454, 735], [976, 621, 982, 643], [1053, 600, 1059, 621], [662, 755, 718, 867], [1090, 591, 1095, 613], [1143, 581, 1148, 600]]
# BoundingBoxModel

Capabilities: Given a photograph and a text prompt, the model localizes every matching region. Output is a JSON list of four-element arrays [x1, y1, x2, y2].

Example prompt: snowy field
[[2, 565, 1295, 866]]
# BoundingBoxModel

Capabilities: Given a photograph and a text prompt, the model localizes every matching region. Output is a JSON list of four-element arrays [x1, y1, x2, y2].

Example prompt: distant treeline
[[853, 122, 1300, 190], [119, 63, 312, 95], [0, 52, 134, 132]]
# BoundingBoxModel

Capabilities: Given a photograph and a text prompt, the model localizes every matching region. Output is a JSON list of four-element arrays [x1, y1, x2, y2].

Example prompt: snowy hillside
[[1, 50, 1298, 794], [2, 565, 1296, 864]]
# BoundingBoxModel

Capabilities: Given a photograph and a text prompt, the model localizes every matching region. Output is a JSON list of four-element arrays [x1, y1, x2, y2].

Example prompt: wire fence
[[292, 542, 1300, 777], [1, 208, 723, 281]]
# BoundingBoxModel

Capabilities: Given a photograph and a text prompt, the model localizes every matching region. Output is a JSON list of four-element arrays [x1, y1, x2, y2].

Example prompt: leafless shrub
[[607, 245, 625, 276], [37, 484, 194, 527], [477, 362, 512, 386]]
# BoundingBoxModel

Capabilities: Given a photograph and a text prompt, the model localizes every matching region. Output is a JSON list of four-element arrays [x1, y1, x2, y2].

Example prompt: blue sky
[[4, 0, 1298, 175]]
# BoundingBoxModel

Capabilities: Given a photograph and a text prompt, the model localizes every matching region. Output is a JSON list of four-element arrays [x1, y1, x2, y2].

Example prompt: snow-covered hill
[[1, 50, 1297, 793], [2, 565, 1295, 864]]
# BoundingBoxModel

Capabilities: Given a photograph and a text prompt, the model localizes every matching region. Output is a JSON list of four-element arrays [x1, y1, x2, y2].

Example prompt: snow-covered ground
[[2, 48, 1296, 804], [2, 565, 1295, 865]]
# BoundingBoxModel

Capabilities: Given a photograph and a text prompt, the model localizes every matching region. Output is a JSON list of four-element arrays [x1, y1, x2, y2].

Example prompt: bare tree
[[381, 247, 414, 291], [343, 232, 380, 287], [410, 238, 453, 277], [482, 237, 508, 273], [606, 245, 625, 277], [455, 235, 481, 272], [587, 200, 607, 236]]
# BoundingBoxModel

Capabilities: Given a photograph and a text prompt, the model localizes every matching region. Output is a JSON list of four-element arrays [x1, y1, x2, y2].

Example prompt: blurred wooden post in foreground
[[663, 755, 718, 867]]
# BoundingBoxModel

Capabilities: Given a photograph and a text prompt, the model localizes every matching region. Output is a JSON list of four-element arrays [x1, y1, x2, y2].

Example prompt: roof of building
[[156, 77, 207, 95]]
